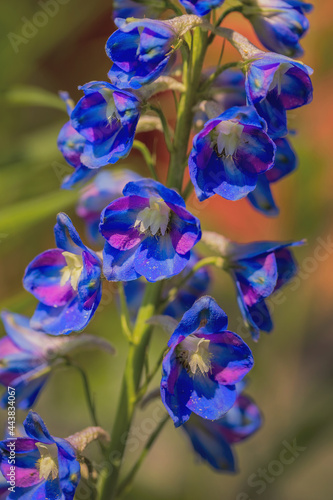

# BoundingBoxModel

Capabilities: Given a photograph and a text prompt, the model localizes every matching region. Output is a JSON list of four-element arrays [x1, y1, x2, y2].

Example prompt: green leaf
[[1, 85, 67, 112], [0, 189, 77, 233]]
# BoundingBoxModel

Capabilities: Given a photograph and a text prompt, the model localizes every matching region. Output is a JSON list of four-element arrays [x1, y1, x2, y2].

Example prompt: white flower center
[[35, 442, 59, 481], [178, 335, 212, 376], [268, 62, 293, 95], [215, 120, 244, 157], [106, 98, 119, 124], [60, 251, 84, 291], [134, 196, 170, 236]]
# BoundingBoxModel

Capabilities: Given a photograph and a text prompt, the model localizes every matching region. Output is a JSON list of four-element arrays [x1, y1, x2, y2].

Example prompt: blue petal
[[30, 296, 95, 336], [123, 179, 186, 208], [23, 411, 54, 444], [54, 213, 86, 254], [0, 311, 44, 354], [183, 416, 236, 471], [9, 371, 49, 410], [161, 361, 192, 428], [134, 234, 190, 282], [61, 165, 97, 190], [169, 296, 228, 346], [247, 176, 279, 216], [102, 242, 141, 282], [187, 374, 237, 420]]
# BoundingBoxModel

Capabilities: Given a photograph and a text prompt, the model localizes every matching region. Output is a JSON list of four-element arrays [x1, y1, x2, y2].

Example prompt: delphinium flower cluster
[[0, 0, 313, 498]]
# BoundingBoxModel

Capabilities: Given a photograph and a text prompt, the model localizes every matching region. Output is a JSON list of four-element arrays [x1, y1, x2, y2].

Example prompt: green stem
[[116, 415, 169, 498], [165, 0, 183, 16], [167, 27, 208, 191], [98, 282, 163, 500], [182, 179, 194, 200], [99, 23, 211, 500], [132, 140, 158, 181]]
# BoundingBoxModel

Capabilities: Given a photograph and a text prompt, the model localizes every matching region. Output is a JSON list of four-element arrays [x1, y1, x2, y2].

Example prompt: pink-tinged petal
[[236, 253, 278, 306], [108, 228, 143, 251], [1, 311, 47, 356], [169, 213, 201, 256], [100, 196, 148, 249], [219, 394, 262, 444], [103, 195, 149, 214], [204, 332, 254, 385], [23, 249, 74, 307], [0, 337, 20, 357], [1, 462, 41, 489], [236, 126, 275, 175]]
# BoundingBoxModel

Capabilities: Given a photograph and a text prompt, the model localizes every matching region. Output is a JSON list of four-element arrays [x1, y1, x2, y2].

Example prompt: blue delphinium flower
[[0, 311, 58, 409], [77, 169, 142, 245], [245, 52, 313, 138], [70, 81, 142, 168], [0, 411, 80, 499], [100, 179, 202, 282], [113, 0, 166, 19], [179, 0, 225, 16], [189, 105, 276, 201], [23, 213, 102, 335], [124, 251, 211, 320], [57, 91, 97, 189], [210, 235, 304, 340], [58, 122, 96, 189], [194, 69, 246, 130], [242, 0, 313, 57], [247, 137, 297, 215], [161, 296, 254, 427], [0, 311, 114, 409], [210, 69, 247, 111], [183, 392, 262, 471], [106, 18, 180, 89]]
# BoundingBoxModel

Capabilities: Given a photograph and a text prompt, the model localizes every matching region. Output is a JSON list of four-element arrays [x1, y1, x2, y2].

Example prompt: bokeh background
[[1, 1, 333, 499]]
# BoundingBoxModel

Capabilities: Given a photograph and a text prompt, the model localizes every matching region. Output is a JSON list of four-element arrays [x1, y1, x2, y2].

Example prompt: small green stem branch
[[132, 140, 158, 181], [208, 6, 244, 44], [198, 61, 241, 94], [118, 282, 133, 341], [160, 256, 225, 311], [167, 27, 209, 191], [116, 415, 169, 498], [70, 362, 99, 428], [148, 105, 174, 153], [136, 346, 167, 404], [214, 26, 260, 59], [69, 361, 107, 454], [98, 282, 163, 500]]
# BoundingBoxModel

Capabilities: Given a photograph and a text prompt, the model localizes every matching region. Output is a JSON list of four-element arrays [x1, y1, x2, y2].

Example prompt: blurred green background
[[1, 1, 333, 499]]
